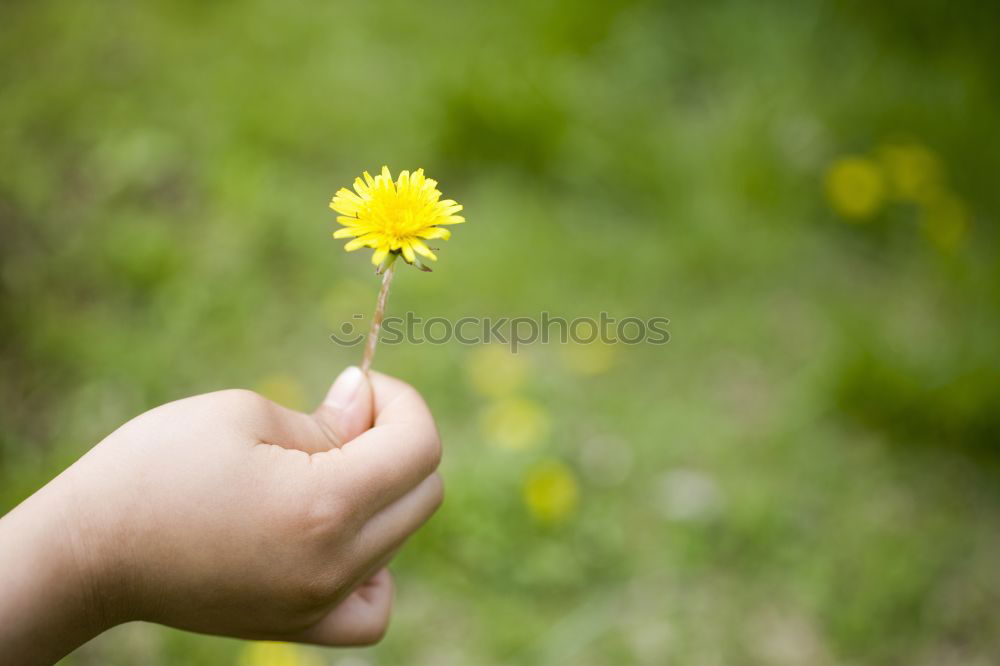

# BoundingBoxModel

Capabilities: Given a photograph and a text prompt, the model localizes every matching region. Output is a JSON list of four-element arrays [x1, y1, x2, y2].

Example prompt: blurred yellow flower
[[480, 397, 550, 450], [466, 344, 528, 397], [523, 459, 580, 523], [330, 166, 464, 269], [877, 142, 942, 202], [920, 191, 969, 252], [254, 374, 307, 410], [824, 156, 886, 220], [238, 642, 323, 666], [560, 342, 616, 376]]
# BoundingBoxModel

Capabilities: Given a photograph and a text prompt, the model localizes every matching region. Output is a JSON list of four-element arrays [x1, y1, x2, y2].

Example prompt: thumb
[[313, 366, 374, 447]]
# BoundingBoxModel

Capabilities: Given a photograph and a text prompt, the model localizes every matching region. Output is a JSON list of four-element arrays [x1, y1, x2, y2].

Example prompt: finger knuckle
[[292, 491, 355, 542], [296, 572, 342, 608]]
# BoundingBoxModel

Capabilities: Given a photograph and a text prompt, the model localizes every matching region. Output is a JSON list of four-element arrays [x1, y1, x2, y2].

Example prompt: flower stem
[[361, 264, 394, 375]]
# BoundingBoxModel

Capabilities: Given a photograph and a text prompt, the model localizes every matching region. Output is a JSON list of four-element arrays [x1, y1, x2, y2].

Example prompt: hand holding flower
[[0, 369, 443, 664]]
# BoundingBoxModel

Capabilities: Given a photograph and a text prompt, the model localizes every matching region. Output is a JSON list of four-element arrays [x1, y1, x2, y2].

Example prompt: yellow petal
[[417, 227, 451, 240], [371, 246, 389, 265], [344, 235, 375, 251], [412, 240, 438, 261], [330, 191, 363, 215], [333, 227, 364, 239], [401, 242, 416, 264], [353, 176, 370, 197], [376, 167, 394, 191], [411, 169, 425, 188], [333, 187, 362, 204]]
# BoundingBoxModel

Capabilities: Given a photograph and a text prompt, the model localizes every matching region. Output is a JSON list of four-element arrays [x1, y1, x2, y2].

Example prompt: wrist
[[0, 468, 125, 663]]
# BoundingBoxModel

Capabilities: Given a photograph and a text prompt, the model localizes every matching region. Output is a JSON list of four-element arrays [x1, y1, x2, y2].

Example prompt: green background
[[2, 0, 999, 663]]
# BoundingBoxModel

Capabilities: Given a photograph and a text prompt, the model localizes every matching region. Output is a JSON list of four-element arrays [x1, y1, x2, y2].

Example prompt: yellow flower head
[[824, 156, 886, 220], [523, 459, 580, 523], [330, 166, 465, 271], [480, 397, 550, 451]]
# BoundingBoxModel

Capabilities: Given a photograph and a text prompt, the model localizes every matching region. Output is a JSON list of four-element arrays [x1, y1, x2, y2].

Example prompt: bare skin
[[0, 368, 444, 665]]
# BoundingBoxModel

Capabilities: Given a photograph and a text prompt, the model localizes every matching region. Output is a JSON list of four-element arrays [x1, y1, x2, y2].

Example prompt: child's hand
[[0, 368, 443, 664]]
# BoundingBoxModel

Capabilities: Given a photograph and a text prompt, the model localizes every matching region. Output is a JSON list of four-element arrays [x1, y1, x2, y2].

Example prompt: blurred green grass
[[2, 0, 999, 664]]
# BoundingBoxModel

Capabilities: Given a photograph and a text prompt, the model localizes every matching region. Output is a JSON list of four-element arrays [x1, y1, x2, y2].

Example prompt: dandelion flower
[[523, 459, 580, 523], [480, 397, 550, 450], [238, 642, 323, 666], [877, 142, 942, 202], [329, 165, 466, 373], [824, 156, 886, 220], [330, 166, 464, 271]]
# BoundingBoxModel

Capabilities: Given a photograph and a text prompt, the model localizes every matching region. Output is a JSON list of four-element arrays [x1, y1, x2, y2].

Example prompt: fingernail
[[325, 366, 364, 409]]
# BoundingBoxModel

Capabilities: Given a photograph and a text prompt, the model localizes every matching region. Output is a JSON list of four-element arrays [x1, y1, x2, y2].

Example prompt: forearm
[[0, 475, 112, 665]]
